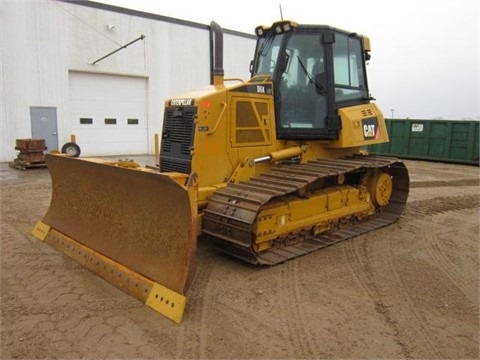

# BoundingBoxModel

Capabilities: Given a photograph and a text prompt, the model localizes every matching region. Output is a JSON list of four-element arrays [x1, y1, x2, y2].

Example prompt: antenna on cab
[[279, 4, 284, 20]]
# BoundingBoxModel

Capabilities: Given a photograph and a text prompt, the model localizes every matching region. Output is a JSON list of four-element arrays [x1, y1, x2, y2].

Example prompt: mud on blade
[[32, 154, 198, 323]]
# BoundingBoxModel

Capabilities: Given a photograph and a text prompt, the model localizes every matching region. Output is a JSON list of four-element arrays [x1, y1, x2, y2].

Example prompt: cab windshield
[[252, 32, 285, 77]]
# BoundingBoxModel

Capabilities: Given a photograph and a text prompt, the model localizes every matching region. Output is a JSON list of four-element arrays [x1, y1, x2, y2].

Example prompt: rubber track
[[202, 155, 409, 265]]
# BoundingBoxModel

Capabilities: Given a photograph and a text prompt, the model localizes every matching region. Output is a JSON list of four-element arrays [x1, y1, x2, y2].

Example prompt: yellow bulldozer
[[32, 20, 409, 323]]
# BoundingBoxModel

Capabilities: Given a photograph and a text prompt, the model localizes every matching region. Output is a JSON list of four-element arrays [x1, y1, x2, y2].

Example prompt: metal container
[[365, 119, 479, 165]]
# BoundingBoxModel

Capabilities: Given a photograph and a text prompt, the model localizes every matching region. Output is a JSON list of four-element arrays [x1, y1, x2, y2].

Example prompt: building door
[[30, 107, 58, 152], [69, 72, 147, 156]]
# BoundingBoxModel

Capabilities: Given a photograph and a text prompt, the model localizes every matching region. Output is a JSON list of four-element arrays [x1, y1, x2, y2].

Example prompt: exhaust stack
[[210, 21, 224, 85]]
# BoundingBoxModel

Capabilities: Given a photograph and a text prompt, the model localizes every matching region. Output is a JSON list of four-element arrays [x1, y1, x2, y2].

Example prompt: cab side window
[[333, 34, 368, 102]]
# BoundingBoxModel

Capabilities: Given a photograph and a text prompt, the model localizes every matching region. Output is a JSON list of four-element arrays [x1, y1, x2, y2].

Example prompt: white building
[[0, 0, 256, 162]]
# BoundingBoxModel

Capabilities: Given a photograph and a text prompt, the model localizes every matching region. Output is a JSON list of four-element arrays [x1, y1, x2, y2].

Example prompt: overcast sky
[[96, 0, 478, 120]]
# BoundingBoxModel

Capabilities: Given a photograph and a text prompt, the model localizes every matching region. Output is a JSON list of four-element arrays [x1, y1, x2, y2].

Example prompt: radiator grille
[[160, 106, 197, 173]]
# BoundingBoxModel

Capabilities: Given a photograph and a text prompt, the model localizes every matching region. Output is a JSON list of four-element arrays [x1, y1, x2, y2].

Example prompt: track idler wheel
[[367, 171, 393, 207]]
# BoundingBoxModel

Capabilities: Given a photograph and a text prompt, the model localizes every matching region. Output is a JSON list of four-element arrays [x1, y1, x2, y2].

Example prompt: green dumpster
[[365, 119, 479, 165]]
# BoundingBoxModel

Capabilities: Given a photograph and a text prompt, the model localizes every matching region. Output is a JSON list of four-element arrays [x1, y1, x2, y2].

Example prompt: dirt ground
[[1, 156, 479, 359]]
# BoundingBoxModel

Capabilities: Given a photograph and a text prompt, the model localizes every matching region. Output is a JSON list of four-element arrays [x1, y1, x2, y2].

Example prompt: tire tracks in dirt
[[174, 242, 219, 359], [343, 234, 442, 359], [2, 222, 149, 358], [410, 178, 479, 188], [401, 192, 479, 302], [176, 248, 290, 359], [212, 297, 291, 358], [276, 260, 319, 359], [419, 211, 477, 301], [405, 194, 479, 217], [343, 191, 479, 359]]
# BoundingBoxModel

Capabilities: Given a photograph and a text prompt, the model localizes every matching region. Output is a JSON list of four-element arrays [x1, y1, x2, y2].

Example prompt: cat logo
[[362, 117, 379, 140]]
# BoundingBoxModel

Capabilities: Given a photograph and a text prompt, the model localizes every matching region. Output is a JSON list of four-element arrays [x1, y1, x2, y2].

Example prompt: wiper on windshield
[[296, 56, 313, 82]]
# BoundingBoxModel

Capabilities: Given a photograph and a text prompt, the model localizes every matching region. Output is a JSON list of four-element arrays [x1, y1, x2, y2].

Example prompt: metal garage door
[[69, 72, 148, 156]]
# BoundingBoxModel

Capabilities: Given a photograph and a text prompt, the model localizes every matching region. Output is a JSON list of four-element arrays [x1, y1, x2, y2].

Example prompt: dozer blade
[[32, 154, 198, 323]]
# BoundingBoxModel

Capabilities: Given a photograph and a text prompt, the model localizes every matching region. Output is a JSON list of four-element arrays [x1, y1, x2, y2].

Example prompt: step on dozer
[[32, 154, 198, 323]]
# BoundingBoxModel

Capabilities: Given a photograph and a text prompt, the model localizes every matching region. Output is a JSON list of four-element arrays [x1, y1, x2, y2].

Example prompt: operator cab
[[250, 21, 372, 140]]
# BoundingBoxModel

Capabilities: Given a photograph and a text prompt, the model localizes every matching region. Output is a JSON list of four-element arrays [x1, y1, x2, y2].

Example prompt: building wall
[[0, 0, 256, 161]]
